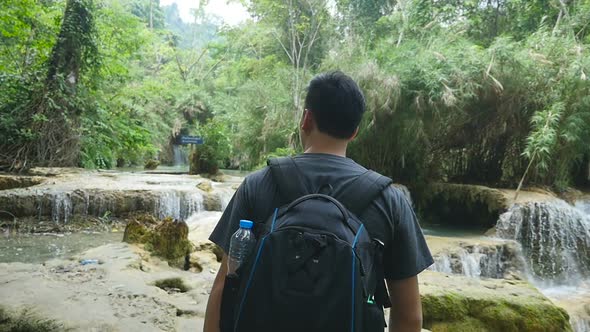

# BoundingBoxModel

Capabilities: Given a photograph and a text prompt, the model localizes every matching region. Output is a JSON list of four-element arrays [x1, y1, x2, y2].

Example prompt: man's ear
[[301, 109, 314, 132], [349, 127, 360, 141]]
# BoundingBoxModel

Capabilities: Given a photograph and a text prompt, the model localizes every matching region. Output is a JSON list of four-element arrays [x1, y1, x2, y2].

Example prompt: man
[[204, 71, 433, 332]]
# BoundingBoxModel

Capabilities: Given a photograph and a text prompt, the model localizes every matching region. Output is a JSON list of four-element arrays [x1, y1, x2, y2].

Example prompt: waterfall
[[50, 192, 73, 224], [428, 243, 517, 279], [458, 247, 483, 278], [576, 200, 590, 214], [496, 200, 590, 286], [155, 191, 204, 221], [430, 254, 453, 274], [172, 145, 187, 166], [572, 317, 590, 332]]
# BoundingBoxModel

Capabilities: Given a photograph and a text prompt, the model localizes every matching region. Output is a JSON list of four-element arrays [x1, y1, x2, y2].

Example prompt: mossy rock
[[150, 217, 192, 261], [144, 159, 160, 170], [123, 214, 159, 244], [197, 180, 213, 192], [123, 221, 148, 243], [123, 215, 193, 269], [420, 271, 572, 332]]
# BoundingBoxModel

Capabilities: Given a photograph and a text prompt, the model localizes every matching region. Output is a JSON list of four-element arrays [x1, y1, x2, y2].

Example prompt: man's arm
[[203, 254, 228, 332], [387, 276, 423, 332]]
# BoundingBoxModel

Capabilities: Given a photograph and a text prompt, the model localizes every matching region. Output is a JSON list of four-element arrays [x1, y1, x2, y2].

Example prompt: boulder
[[197, 180, 213, 193], [203, 193, 222, 211], [420, 271, 572, 332], [123, 214, 193, 269], [208, 172, 226, 183]]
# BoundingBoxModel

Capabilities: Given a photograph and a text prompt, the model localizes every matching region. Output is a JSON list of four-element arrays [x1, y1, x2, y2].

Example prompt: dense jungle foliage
[[1, 0, 590, 190]]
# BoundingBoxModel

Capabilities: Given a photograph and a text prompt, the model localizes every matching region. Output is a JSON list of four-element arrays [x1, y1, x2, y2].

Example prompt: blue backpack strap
[[336, 169, 394, 310], [336, 170, 393, 217], [267, 157, 311, 202]]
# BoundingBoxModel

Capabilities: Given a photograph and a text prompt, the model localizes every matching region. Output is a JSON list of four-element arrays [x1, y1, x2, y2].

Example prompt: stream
[[1, 168, 589, 331], [0, 232, 123, 264]]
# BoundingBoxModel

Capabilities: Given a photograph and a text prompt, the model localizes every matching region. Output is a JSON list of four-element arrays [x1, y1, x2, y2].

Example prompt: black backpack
[[220, 157, 393, 332]]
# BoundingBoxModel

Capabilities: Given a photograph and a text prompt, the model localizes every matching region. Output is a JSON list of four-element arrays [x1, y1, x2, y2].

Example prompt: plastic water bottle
[[227, 220, 256, 276]]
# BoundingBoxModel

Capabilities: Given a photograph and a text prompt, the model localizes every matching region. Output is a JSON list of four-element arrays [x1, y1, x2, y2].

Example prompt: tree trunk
[[514, 153, 536, 202]]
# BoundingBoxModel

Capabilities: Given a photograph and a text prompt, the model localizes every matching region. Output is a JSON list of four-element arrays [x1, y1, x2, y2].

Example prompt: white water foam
[[156, 191, 204, 221], [496, 200, 590, 286], [429, 245, 509, 279], [496, 199, 590, 332]]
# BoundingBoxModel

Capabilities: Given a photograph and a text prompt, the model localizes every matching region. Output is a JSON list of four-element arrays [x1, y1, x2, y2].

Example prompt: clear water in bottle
[[227, 219, 256, 276]]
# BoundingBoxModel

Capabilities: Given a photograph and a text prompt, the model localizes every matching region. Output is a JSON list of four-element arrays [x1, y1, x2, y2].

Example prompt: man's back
[[204, 71, 432, 332], [209, 153, 432, 284]]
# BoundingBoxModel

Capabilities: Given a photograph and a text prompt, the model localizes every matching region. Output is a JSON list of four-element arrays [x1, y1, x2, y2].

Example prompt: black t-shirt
[[209, 153, 433, 280]]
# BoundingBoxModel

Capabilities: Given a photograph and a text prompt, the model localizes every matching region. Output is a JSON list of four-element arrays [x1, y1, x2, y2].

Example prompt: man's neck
[[304, 140, 348, 157]]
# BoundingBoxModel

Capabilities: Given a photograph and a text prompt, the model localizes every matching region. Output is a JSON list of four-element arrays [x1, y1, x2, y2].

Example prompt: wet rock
[[196, 180, 213, 193], [203, 193, 222, 211], [420, 270, 572, 332], [427, 236, 525, 280], [0, 175, 44, 191], [0, 171, 234, 223], [188, 251, 219, 273], [27, 167, 88, 176], [208, 172, 226, 183]]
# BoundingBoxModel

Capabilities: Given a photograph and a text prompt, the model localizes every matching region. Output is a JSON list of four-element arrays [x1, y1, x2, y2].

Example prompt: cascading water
[[50, 192, 73, 224], [496, 199, 590, 331], [172, 145, 187, 166], [429, 243, 519, 279], [496, 200, 590, 285], [155, 191, 204, 221], [573, 318, 590, 332]]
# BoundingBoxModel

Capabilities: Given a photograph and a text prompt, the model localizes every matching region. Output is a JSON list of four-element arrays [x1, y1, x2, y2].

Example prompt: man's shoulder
[[242, 166, 273, 188]]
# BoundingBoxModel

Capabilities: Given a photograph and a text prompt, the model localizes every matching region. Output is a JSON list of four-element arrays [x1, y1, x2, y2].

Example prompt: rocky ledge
[[420, 270, 572, 332], [426, 235, 525, 280], [0, 170, 240, 224]]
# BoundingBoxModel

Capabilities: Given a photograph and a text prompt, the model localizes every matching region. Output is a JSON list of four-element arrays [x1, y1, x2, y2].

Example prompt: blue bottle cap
[[239, 220, 254, 229]]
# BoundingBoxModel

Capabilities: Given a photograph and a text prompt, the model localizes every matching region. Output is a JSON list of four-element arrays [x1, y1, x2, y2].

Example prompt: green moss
[[122, 220, 148, 243], [150, 217, 192, 260], [428, 318, 488, 332], [154, 277, 189, 293], [422, 292, 572, 332], [422, 293, 469, 322], [144, 159, 160, 170], [123, 215, 192, 269], [0, 307, 68, 332]]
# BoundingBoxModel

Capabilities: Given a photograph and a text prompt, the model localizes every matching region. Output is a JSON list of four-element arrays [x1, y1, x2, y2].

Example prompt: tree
[[249, 0, 331, 126]]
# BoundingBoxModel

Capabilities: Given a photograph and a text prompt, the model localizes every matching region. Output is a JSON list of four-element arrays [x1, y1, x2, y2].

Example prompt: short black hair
[[304, 71, 366, 139]]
